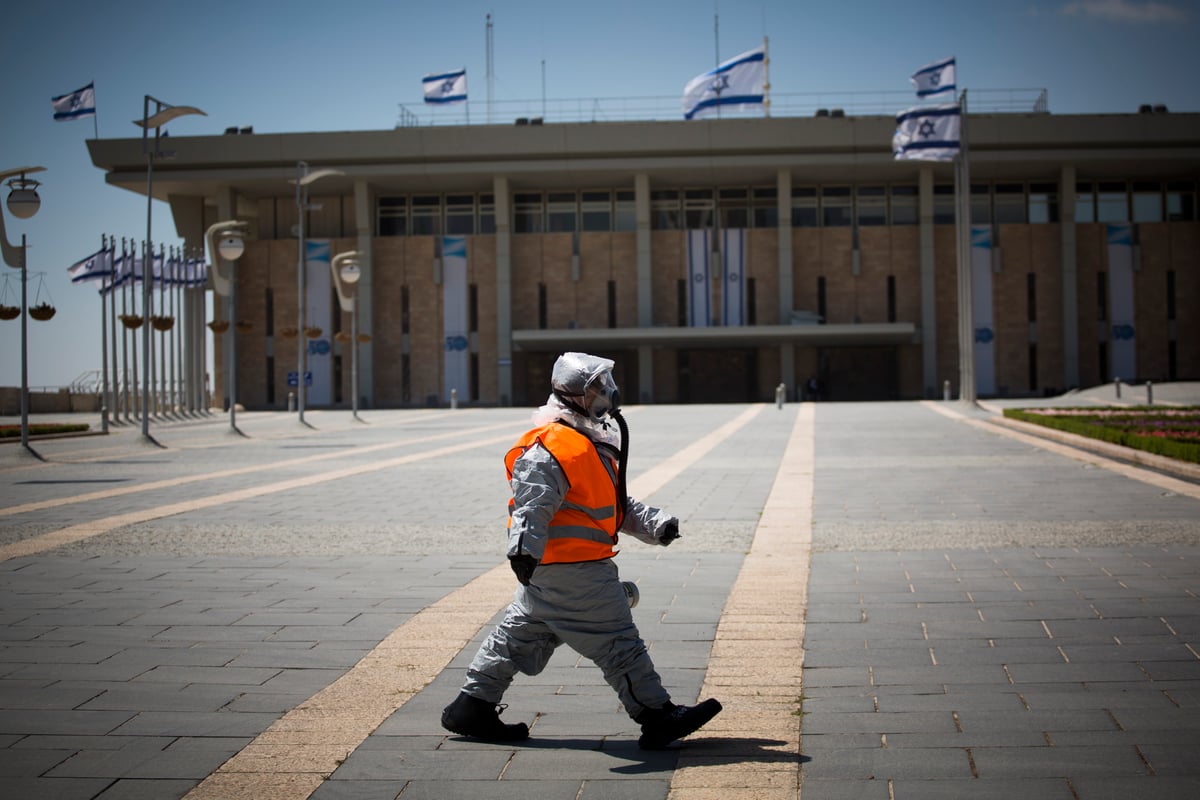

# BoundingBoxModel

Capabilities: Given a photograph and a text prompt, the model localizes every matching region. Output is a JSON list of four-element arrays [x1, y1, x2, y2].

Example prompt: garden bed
[[1002, 406, 1200, 464], [0, 423, 91, 439]]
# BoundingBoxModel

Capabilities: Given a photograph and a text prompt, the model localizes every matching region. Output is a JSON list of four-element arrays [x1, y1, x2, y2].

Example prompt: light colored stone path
[[670, 403, 814, 800]]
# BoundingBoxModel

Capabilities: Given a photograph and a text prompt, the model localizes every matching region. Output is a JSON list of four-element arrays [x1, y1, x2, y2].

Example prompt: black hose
[[611, 408, 630, 529]]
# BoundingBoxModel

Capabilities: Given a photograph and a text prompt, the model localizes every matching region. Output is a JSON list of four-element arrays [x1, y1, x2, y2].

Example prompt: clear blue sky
[[1, 0, 1197, 390]]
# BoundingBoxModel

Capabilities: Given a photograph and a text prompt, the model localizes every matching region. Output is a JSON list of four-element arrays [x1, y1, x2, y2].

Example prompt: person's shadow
[[490, 735, 811, 775]]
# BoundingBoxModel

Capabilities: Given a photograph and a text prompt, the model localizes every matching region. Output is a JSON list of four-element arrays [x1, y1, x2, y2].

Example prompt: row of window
[[374, 181, 1198, 236]]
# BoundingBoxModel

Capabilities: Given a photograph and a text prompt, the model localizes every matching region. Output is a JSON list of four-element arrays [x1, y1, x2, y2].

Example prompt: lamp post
[[0, 166, 46, 455], [205, 220, 247, 433], [135, 95, 206, 441], [331, 250, 361, 420], [292, 162, 342, 426]]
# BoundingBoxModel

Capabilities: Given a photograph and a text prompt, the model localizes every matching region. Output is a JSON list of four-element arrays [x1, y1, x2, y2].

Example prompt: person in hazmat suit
[[441, 352, 722, 749]]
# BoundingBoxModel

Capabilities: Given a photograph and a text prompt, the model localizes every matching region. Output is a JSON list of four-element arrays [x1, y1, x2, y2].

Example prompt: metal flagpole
[[99, 235, 110, 433], [955, 88, 976, 403], [108, 240, 121, 424]]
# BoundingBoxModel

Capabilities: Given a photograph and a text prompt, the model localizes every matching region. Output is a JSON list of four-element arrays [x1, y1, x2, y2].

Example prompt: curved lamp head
[[331, 250, 361, 311], [6, 177, 41, 220], [135, 105, 207, 129], [205, 219, 249, 297], [292, 166, 345, 187], [339, 262, 361, 284]]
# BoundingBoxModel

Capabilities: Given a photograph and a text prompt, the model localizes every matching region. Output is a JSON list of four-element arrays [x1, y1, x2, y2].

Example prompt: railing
[[397, 88, 1050, 128]]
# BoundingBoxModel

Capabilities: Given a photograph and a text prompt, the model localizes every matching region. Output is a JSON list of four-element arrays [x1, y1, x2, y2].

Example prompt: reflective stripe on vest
[[505, 422, 619, 564]]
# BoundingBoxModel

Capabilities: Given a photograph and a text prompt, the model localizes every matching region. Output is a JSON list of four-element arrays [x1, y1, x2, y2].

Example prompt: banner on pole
[[686, 230, 712, 327], [1106, 223, 1137, 380], [970, 225, 996, 396], [305, 240, 333, 405], [442, 236, 469, 402]]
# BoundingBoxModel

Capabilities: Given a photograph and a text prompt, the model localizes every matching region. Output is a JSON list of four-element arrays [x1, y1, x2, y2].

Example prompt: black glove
[[659, 520, 680, 545], [509, 554, 538, 586]]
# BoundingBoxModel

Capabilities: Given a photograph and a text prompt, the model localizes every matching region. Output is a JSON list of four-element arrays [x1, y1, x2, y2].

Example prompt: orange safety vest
[[505, 422, 622, 565]]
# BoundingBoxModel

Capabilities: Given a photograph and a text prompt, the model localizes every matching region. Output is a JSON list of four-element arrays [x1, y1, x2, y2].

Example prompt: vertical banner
[[686, 229, 712, 327], [305, 240, 333, 405], [1107, 223, 1136, 380], [970, 225, 996, 396], [442, 236, 469, 401], [721, 228, 746, 326]]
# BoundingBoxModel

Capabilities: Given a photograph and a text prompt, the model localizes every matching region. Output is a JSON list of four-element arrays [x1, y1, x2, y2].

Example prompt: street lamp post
[[292, 162, 342, 426], [135, 95, 206, 441], [331, 250, 361, 420], [206, 220, 247, 433], [0, 166, 46, 456]]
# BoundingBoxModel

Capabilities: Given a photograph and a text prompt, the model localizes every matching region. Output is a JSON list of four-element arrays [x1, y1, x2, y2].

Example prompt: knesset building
[[88, 107, 1200, 408]]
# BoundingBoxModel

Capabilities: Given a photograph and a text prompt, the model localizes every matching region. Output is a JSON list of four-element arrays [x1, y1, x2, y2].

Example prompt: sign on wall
[[970, 225, 996, 396]]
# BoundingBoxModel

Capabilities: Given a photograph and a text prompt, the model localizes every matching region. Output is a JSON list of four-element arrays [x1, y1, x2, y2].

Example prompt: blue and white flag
[[893, 104, 961, 162], [67, 247, 111, 284], [52, 81, 96, 121], [682, 45, 765, 121], [911, 57, 955, 98], [423, 69, 467, 104], [686, 230, 712, 326]]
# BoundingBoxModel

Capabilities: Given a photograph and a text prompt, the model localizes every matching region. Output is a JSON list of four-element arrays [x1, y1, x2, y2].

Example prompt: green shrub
[[0, 424, 91, 438], [1003, 407, 1200, 464]]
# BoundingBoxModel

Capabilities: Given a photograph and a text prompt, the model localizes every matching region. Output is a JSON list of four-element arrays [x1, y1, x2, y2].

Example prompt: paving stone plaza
[[1, 389, 1198, 799]]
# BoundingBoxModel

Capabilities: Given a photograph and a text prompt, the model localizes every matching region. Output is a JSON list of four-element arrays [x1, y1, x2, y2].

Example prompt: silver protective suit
[[461, 394, 679, 718]]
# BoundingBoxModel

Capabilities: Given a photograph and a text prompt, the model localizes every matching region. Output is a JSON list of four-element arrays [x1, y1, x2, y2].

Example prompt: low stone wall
[[0, 387, 101, 416]]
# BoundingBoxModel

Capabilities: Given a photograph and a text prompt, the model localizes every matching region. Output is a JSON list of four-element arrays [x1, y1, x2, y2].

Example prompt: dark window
[[614, 191, 636, 232], [677, 279, 687, 327], [994, 183, 1026, 224], [747, 277, 757, 324], [401, 286, 410, 334], [886, 275, 896, 322], [890, 186, 918, 226], [1027, 273, 1037, 322], [581, 191, 611, 232], [479, 194, 496, 234], [752, 187, 777, 228], [1167, 270, 1176, 320], [822, 186, 852, 227], [410, 196, 441, 236], [1098, 341, 1108, 379], [1097, 181, 1128, 223], [470, 352, 479, 402], [538, 283, 547, 329], [792, 187, 818, 228], [719, 187, 748, 229], [857, 186, 887, 227], [334, 355, 343, 404], [1028, 344, 1038, 391], [652, 190, 681, 230], [266, 356, 275, 405], [1167, 181, 1196, 221], [547, 192, 578, 233], [1169, 341, 1178, 380], [1097, 271, 1107, 321], [378, 196, 407, 236], [817, 276, 827, 322], [971, 184, 991, 224], [933, 184, 956, 224], [445, 194, 476, 235], [514, 192, 544, 234], [265, 288, 274, 336], [401, 353, 411, 403], [469, 284, 478, 332], [607, 280, 617, 328], [1075, 182, 1096, 223]]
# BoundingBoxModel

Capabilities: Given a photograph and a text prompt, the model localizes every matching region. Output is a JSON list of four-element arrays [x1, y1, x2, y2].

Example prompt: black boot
[[635, 698, 723, 750], [441, 692, 529, 742]]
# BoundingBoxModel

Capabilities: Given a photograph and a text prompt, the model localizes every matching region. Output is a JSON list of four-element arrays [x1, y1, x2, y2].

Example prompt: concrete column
[[635, 174, 653, 402], [494, 176, 513, 405], [776, 169, 795, 396], [919, 166, 938, 397], [1059, 164, 1079, 389], [354, 179, 374, 408]]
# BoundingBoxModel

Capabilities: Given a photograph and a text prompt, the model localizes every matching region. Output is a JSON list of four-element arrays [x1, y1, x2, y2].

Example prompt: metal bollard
[[1146, 381, 1153, 405], [101, 405, 109, 434], [775, 383, 785, 409], [943, 380, 951, 401], [288, 391, 296, 412], [1114, 378, 1121, 399], [451, 387, 458, 410]]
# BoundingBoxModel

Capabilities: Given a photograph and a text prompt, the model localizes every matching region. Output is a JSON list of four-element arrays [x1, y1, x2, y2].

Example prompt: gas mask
[[551, 352, 620, 421]]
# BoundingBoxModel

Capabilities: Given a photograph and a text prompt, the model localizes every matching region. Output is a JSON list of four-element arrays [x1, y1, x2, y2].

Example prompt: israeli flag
[[893, 104, 961, 162], [682, 46, 765, 121], [52, 81, 96, 121], [423, 69, 467, 104], [67, 247, 111, 284], [911, 57, 956, 98]]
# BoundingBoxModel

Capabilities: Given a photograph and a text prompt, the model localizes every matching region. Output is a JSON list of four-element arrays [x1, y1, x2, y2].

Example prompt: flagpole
[[955, 88, 976, 403], [108, 241, 121, 424], [99, 235, 110, 433]]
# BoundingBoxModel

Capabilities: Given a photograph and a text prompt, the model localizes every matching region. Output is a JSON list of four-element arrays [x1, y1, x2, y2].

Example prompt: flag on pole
[[52, 81, 96, 121], [423, 69, 467, 104], [682, 45, 765, 120], [911, 57, 956, 98], [893, 104, 961, 161], [67, 247, 111, 283]]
